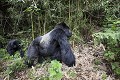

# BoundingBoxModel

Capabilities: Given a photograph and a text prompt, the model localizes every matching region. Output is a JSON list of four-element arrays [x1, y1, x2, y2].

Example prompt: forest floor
[[62, 43, 115, 80], [12, 43, 117, 80], [0, 43, 117, 80]]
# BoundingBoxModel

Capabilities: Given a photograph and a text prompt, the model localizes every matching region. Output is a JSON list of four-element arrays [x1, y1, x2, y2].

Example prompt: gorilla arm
[[58, 35, 75, 67]]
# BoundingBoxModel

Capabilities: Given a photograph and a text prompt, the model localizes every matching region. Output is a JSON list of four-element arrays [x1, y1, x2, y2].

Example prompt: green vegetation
[[5, 58, 26, 76], [102, 73, 107, 80], [48, 60, 62, 80], [93, 20, 120, 76], [0, 0, 120, 79]]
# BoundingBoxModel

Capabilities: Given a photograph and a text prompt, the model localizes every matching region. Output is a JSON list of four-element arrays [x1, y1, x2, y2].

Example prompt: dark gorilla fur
[[27, 22, 75, 67], [6, 39, 24, 58]]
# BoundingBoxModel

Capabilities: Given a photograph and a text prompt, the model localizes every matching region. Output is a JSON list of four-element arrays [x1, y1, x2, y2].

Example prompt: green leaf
[[111, 25, 116, 31], [114, 21, 120, 24], [111, 62, 119, 70], [48, 60, 63, 80], [115, 68, 120, 75]]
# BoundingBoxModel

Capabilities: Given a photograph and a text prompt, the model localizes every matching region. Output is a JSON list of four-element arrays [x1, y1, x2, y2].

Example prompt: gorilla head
[[6, 39, 24, 58], [26, 22, 75, 67], [54, 22, 72, 37]]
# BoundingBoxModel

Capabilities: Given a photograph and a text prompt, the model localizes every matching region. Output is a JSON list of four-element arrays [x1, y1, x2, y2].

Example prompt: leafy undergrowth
[[0, 44, 116, 80], [92, 20, 120, 78]]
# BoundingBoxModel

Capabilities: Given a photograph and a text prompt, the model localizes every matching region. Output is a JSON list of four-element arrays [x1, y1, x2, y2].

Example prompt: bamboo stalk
[[31, 12, 34, 40], [44, 14, 46, 34], [38, 15, 41, 35], [69, 0, 71, 25]]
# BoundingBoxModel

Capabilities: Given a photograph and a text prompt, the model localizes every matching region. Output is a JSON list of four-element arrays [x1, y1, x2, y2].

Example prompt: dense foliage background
[[0, 0, 120, 79], [0, 0, 119, 42]]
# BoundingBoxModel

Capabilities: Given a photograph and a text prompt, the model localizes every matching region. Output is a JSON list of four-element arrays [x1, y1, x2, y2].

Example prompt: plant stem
[[31, 12, 34, 40]]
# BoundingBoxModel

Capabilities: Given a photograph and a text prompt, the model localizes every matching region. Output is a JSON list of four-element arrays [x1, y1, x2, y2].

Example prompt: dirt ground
[[62, 43, 115, 80], [5, 43, 117, 80]]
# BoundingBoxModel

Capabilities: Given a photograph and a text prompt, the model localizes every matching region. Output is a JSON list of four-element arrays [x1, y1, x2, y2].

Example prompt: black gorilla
[[6, 39, 24, 58], [27, 22, 75, 67]]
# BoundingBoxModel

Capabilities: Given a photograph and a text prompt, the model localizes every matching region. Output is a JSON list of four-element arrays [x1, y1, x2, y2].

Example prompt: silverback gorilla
[[6, 39, 24, 58], [27, 22, 75, 67]]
